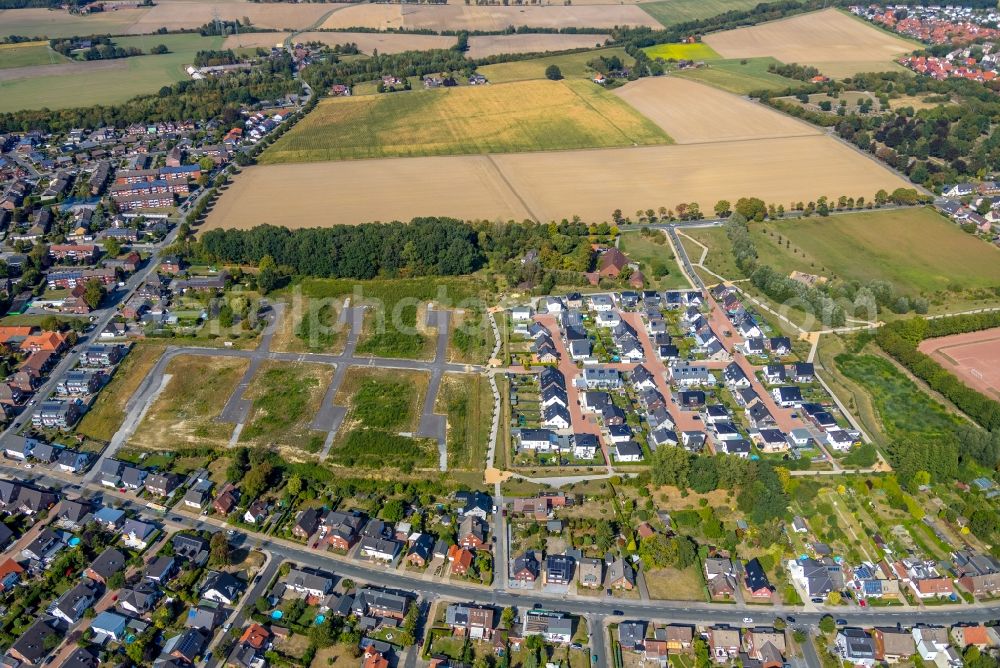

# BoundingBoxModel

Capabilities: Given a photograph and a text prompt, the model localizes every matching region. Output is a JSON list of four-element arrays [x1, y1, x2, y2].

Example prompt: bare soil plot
[[204, 134, 910, 228], [129, 355, 250, 449], [222, 32, 290, 50], [919, 328, 1000, 400], [614, 77, 819, 144], [704, 8, 916, 78], [128, 0, 338, 32], [290, 30, 452, 53], [320, 3, 659, 31], [466, 33, 610, 58]]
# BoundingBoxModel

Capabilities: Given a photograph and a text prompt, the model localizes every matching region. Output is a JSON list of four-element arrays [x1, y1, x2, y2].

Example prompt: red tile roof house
[[911, 577, 956, 599], [598, 248, 630, 278], [449, 545, 474, 576]]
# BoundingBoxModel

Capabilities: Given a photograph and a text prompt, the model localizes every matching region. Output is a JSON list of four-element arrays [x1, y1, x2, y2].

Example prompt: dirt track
[[704, 8, 915, 78], [203, 134, 910, 229], [614, 77, 820, 144]]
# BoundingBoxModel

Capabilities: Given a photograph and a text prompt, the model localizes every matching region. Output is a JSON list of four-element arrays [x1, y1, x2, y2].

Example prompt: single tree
[[545, 64, 563, 80]]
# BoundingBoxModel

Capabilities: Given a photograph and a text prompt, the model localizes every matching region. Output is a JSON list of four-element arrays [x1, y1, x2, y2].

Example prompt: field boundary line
[[484, 154, 541, 222], [565, 78, 671, 145]]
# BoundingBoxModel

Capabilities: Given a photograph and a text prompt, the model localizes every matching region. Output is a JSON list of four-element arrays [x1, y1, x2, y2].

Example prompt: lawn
[[678, 227, 742, 281], [639, 0, 763, 27], [437, 373, 493, 471], [751, 207, 1000, 296], [260, 78, 670, 163], [476, 47, 633, 84], [644, 565, 705, 601], [835, 353, 963, 440], [673, 57, 802, 95], [0, 33, 223, 113], [128, 355, 249, 450], [76, 342, 166, 442], [642, 42, 720, 61], [239, 361, 332, 454], [618, 230, 691, 290], [0, 41, 68, 69]]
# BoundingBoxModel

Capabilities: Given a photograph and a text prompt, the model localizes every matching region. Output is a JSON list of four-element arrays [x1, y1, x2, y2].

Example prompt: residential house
[[511, 551, 540, 583], [85, 546, 126, 585], [52, 580, 99, 624], [522, 611, 573, 644], [608, 558, 636, 590], [200, 571, 245, 605], [445, 603, 495, 640], [146, 473, 180, 497], [835, 628, 877, 668], [710, 627, 742, 661], [578, 557, 603, 589], [284, 567, 334, 599], [872, 627, 916, 663], [120, 519, 156, 549]]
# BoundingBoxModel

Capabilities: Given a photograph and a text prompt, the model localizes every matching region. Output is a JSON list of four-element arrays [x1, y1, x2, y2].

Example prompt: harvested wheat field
[[204, 134, 910, 229], [614, 77, 819, 144], [205, 156, 534, 227], [704, 8, 916, 78], [223, 32, 290, 50], [466, 33, 610, 58], [0, 7, 151, 37], [261, 79, 671, 163], [320, 3, 659, 31], [291, 30, 454, 53], [128, 0, 339, 32]]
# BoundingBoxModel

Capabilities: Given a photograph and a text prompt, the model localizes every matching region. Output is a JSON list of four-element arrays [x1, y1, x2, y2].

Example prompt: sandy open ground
[[320, 3, 659, 30], [613, 77, 819, 144], [292, 30, 454, 53], [704, 8, 915, 78], [466, 33, 610, 58], [203, 134, 909, 229], [919, 328, 1000, 400]]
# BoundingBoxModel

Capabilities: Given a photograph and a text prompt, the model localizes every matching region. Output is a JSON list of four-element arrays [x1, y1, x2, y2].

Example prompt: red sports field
[[918, 327, 1000, 399]]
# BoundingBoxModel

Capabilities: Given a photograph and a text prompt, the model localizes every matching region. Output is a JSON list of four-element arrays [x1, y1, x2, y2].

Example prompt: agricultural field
[[285, 30, 453, 54], [437, 373, 493, 471], [238, 361, 333, 455], [128, 355, 249, 449], [750, 208, 1000, 296], [617, 230, 691, 290], [672, 56, 804, 95], [613, 77, 817, 144], [0, 33, 224, 113], [641, 42, 719, 61], [205, 134, 911, 230], [476, 47, 632, 84], [260, 79, 671, 163], [222, 32, 290, 50], [466, 33, 610, 59], [0, 7, 149, 38], [125, 0, 337, 33], [0, 41, 68, 69], [703, 8, 917, 78], [319, 3, 660, 32], [638, 0, 762, 27]]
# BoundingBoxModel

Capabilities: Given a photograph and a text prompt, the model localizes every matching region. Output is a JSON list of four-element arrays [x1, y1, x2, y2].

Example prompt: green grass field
[[476, 47, 633, 84], [642, 42, 720, 61], [260, 78, 671, 163], [0, 33, 223, 113], [618, 230, 692, 290], [751, 207, 1000, 296], [239, 361, 332, 454], [673, 57, 802, 95], [0, 41, 69, 69], [836, 353, 962, 440], [639, 0, 762, 27]]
